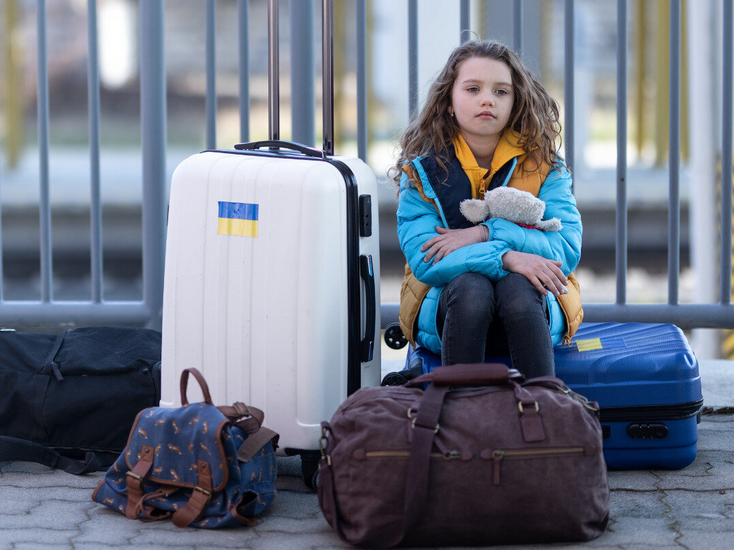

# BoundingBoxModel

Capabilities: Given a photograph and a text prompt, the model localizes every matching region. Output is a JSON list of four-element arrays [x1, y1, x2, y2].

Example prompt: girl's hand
[[421, 225, 488, 264], [502, 250, 569, 297]]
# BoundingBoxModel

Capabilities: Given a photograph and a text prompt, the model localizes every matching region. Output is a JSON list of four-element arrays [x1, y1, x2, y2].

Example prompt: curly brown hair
[[392, 41, 563, 182]]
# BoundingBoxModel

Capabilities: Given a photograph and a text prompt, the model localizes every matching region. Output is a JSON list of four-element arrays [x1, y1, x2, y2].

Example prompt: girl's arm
[[481, 165, 582, 274], [397, 173, 512, 287]]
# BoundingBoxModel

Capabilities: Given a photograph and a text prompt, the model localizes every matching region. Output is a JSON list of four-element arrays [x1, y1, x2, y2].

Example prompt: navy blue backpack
[[93, 368, 279, 528]]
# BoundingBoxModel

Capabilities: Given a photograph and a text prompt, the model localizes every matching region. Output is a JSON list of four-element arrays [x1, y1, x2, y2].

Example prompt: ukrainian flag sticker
[[217, 201, 259, 237]]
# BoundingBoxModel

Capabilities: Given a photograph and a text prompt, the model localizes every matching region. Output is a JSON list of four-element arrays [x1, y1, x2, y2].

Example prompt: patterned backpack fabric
[[93, 368, 278, 528]]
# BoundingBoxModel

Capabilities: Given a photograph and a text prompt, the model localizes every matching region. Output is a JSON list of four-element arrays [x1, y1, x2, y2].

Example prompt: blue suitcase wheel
[[384, 323, 408, 350]]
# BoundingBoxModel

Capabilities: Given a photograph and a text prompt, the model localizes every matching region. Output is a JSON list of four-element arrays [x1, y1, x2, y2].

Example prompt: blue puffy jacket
[[396, 138, 583, 353]]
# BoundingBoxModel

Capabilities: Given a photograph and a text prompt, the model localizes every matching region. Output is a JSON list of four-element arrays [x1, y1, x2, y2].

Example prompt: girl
[[395, 40, 582, 378]]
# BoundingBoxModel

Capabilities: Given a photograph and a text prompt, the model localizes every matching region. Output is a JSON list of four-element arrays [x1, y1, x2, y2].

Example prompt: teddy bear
[[459, 186, 562, 232]]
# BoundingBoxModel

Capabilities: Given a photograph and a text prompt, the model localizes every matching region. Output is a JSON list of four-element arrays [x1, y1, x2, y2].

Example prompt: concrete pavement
[[1, 360, 732, 550]]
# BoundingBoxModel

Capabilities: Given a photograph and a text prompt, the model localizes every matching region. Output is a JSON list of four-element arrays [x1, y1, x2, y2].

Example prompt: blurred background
[[0, 0, 730, 357]]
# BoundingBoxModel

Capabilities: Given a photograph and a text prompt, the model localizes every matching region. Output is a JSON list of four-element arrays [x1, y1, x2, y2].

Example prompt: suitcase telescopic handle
[[267, 0, 335, 154], [234, 140, 326, 158], [407, 363, 524, 387], [268, 0, 280, 141], [321, 0, 335, 155]]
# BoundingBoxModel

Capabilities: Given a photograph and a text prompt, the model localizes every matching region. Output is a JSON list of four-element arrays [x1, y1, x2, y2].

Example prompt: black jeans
[[436, 272, 554, 378]]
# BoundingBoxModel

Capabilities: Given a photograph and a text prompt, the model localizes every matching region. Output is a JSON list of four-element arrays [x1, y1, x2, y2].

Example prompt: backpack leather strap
[[172, 460, 214, 527], [236, 427, 279, 463], [125, 445, 154, 519]]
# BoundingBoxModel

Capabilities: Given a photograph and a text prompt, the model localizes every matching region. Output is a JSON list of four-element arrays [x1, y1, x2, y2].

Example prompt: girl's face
[[449, 57, 514, 147]]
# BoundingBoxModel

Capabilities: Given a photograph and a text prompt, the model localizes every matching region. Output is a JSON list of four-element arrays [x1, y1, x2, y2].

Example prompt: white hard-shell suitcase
[[160, 0, 381, 488]]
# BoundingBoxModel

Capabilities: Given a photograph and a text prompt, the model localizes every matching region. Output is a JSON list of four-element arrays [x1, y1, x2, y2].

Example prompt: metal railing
[[0, 0, 161, 329], [2, 0, 733, 332]]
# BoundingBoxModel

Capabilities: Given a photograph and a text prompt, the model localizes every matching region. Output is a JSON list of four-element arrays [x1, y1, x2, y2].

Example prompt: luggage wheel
[[300, 450, 320, 491], [384, 322, 408, 350], [381, 358, 424, 386]]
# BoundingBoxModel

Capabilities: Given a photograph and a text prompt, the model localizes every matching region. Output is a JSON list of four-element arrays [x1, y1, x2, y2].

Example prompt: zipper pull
[[51, 362, 64, 382], [492, 450, 504, 485]]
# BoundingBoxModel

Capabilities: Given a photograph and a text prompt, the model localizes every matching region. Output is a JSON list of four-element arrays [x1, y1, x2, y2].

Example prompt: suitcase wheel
[[384, 323, 408, 350], [300, 451, 320, 491]]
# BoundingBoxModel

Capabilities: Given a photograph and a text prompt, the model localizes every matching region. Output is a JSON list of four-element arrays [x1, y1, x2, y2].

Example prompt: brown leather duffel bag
[[318, 364, 609, 548]]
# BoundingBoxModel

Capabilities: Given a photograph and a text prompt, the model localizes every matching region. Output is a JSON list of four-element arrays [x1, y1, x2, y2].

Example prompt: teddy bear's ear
[[460, 199, 490, 223]]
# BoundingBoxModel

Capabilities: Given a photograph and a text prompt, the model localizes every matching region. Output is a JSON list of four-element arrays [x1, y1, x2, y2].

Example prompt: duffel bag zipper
[[363, 450, 462, 460], [491, 447, 586, 485]]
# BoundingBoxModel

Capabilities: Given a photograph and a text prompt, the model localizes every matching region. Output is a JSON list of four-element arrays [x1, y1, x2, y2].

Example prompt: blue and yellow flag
[[217, 201, 259, 237], [573, 337, 626, 352]]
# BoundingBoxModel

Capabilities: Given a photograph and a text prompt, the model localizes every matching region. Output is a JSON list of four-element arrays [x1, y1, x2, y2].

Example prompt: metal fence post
[[140, 0, 167, 330]]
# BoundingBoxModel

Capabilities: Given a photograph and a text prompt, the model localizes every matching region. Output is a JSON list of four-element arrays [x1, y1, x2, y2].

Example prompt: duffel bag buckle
[[407, 407, 439, 434], [518, 400, 539, 414]]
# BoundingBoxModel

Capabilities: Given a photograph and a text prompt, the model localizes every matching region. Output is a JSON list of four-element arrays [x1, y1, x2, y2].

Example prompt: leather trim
[[171, 460, 213, 527], [125, 445, 154, 519]]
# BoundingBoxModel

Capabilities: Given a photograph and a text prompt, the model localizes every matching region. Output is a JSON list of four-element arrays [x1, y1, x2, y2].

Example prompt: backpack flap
[[123, 403, 231, 525]]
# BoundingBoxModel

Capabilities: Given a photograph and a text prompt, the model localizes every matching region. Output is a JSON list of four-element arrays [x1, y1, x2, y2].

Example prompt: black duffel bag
[[0, 326, 161, 474]]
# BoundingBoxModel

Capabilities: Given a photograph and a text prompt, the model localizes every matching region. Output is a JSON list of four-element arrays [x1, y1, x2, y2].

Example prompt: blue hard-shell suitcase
[[392, 322, 703, 470]]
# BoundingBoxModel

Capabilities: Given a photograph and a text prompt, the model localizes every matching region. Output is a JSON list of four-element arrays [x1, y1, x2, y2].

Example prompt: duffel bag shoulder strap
[[0, 435, 101, 474], [374, 363, 519, 548], [363, 382, 450, 548]]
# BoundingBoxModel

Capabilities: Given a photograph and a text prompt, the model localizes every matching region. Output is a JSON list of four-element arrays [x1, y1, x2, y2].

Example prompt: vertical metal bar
[[616, 0, 628, 305], [87, 0, 102, 303], [722, 0, 733, 305], [140, 0, 167, 330], [36, 0, 52, 303], [0, 163, 3, 301], [356, 0, 368, 161], [564, 0, 575, 179], [460, 0, 471, 44], [668, 0, 681, 305], [206, 0, 217, 149], [238, 0, 249, 143], [269, 0, 279, 141], [513, 0, 523, 53], [291, 0, 314, 146], [322, 0, 334, 154], [408, 0, 418, 120]]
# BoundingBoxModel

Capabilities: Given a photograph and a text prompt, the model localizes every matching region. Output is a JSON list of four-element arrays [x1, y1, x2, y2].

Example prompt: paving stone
[[1, 415, 732, 550], [661, 489, 734, 532], [677, 531, 734, 550], [608, 490, 670, 519], [606, 469, 661, 491]]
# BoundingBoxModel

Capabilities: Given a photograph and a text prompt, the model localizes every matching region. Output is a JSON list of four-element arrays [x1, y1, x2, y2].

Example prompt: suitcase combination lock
[[627, 423, 669, 439]]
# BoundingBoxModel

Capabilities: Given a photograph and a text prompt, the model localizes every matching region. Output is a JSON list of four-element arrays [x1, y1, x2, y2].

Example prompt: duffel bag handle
[[180, 368, 214, 406], [406, 363, 524, 387]]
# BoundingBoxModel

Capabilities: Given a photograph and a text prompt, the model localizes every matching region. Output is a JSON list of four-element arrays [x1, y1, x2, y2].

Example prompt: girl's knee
[[447, 273, 494, 303], [442, 273, 496, 319], [496, 274, 546, 317]]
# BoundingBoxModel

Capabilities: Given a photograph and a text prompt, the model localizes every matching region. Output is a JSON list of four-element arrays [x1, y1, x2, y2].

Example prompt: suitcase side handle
[[360, 254, 376, 362], [234, 140, 326, 158]]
